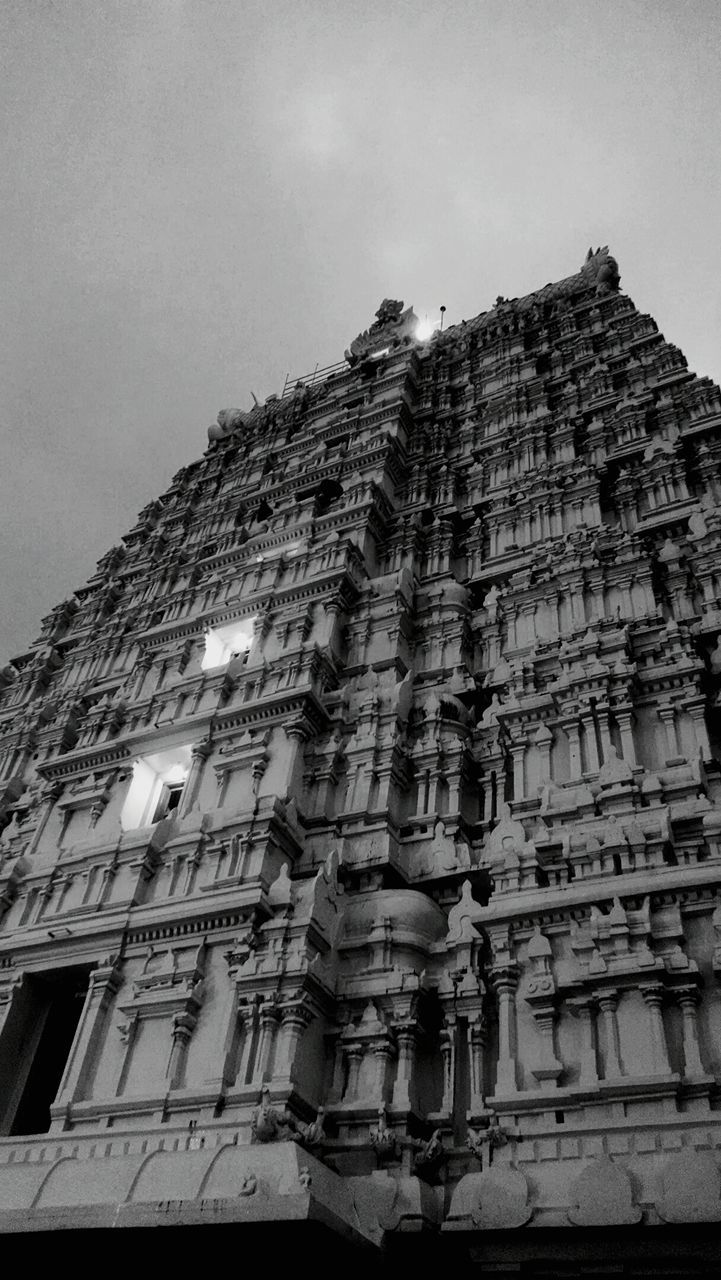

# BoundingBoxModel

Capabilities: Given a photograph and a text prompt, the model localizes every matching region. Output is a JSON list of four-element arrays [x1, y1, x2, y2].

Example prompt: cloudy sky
[[1, 0, 720, 660]]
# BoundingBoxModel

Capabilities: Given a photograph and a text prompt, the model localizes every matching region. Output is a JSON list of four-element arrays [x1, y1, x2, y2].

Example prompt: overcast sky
[[1, 0, 720, 660]]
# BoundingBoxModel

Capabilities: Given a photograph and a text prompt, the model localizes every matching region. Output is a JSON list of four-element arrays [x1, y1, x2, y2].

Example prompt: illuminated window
[[201, 617, 256, 671], [120, 748, 192, 830]]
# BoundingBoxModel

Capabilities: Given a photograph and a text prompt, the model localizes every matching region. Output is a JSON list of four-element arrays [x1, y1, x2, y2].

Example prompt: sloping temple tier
[[2, 249, 721, 1269]]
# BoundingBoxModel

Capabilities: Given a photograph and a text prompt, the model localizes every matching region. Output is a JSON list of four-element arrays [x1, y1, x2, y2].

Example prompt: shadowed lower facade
[[1, 249, 721, 1272]]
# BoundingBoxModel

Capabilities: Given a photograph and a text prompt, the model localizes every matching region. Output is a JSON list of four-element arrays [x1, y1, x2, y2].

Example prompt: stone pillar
[[598, 990, 623, 1078], [467, 1015, 488, 1114], [372, 1042, 394, 1101], [596, 709, 613, 765], [510, 743, 526, 801], [492, 965, 520, 1094], [0, 971, 23, 1039], [535, 730, 552, 787], [131, 656, 152, 700], [168, 1010, 196, 1090], [179, 739, 211, 818], [570, 585, 585, 628], [256, 1001, 280, 1082], [580, 713, 600, 773], [530, 1006, 563, 1085], [53, 958, 123, 1113], [25, 783, 62, 858], [115, 1014, 139, 1096], [439, 1017, 456, 1113], [658, 706, 679, 763], [686, 698, 712, 761], [275, 1002, 313, 1083], [392, 1023, 418, 1110], [615, 709, 637, 768], [326, 1030, 346, 1104], [567, 998, 599, 1087], [234, 1002, 258, 1089], [675, 986, 705, 1077], [343, 1045, 364, 1101], [33, 880, 54, 925], [640, 984, 671, 1075], [206, 987, 243, 1091], [566, 721, 583, 781]]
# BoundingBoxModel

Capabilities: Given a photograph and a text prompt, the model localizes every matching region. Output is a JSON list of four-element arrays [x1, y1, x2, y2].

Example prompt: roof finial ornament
[[581, 245, 621, 295], [345, 298, 418, 366]]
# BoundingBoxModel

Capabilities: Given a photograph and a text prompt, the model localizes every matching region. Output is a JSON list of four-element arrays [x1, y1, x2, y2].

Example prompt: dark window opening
[[254, 499, 273, 522], [153, 781, 185, 822], [314, 479, 343, 516], [0, 968, 90, 1136]]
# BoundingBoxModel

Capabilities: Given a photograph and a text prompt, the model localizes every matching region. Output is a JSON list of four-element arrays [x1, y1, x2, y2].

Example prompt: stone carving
[[369, 1104, 397, 1161], [568, 1156, 641, 1225], [349, 1171, 402, 1245], [267, 861, 293, 913], [345, 299, 418, 365], [583, 245, 621, 294], [447, 1167, 532, 1230], [251, 1086, 294, 1143], [656, 1149, 721, 1222], [446, 879, 485, 944], [0, 663, 17, 690], [598, 745, 633, 786], [208, 407, 249, 442], [292, 1106, 326, 1152], [466, 1114, 508, 1165], [409, 1128, 443, 1179]]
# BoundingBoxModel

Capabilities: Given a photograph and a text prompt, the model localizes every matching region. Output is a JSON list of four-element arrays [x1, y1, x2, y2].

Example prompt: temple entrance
[[0, 967, 90, 1136]]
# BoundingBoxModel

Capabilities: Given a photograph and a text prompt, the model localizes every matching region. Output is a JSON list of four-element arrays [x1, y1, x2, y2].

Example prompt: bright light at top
[[164, 763, 188, 785], [415, 316, 437, 341]]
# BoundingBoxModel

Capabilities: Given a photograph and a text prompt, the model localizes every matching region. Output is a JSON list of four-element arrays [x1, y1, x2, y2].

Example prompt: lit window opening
[[201, 617, 256, 671], [120, 748, 192, 830]]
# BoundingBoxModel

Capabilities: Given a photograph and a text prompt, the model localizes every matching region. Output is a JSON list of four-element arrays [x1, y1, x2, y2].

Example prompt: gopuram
[[1, 248, 721, 1272]]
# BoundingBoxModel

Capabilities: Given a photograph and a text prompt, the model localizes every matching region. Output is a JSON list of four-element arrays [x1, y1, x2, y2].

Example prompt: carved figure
[[208, 408, 248, 443], [582, 245, 621, 294], [467, 1113, 508, 1166], [293, 1106, 326, 1151], [369, 1104, 397, 1161], [251, 1086, 286, 1143], [410, 1128, 444, 1178], [345, 299, 416, 365]]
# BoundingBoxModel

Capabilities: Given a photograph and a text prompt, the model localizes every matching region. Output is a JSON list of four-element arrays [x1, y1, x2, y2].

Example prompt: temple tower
[[1, 251, 721, 1268]]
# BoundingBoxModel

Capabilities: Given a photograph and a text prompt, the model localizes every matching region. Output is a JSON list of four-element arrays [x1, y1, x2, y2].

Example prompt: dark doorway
[[0, 967, 90, 1136]]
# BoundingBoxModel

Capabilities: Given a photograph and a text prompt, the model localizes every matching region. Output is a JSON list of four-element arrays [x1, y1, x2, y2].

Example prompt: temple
[[1, 248, 721, 1271]]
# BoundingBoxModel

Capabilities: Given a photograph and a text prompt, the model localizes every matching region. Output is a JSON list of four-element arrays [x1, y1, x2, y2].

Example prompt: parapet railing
[[281, 358, 349, 398]]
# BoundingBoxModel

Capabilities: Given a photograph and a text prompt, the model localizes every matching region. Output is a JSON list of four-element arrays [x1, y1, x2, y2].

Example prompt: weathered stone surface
[[445, 1166, 532, 1229], [568, 1156, 641, 1225], [656, 1149, 721, 1223]]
